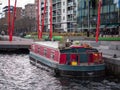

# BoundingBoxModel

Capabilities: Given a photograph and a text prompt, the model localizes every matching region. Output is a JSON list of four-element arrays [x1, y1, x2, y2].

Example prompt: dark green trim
[[58, 64, 105, 71]]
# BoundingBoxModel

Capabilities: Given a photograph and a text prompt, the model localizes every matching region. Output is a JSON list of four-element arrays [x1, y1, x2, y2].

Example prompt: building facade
[[25, 4, 36, 19], [1, 6, 23, 24], [77, 0, 120, 32], [0, 6, 23, 34], [35, 0, 77, 32]]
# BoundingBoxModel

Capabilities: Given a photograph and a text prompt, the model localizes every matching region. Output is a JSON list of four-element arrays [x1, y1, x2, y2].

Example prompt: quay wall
[[0, 35, 33, 50], [78, 40, 120, 78]]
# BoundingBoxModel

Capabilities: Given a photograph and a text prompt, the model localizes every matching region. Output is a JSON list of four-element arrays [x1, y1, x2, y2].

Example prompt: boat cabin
[[30, 41, 103, 66]]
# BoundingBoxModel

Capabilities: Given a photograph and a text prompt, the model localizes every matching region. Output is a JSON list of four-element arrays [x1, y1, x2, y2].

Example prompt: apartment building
[[0, 6, 23, 34], [35, 0, 77, 32], [77, 0, 120, 32], [25, 4, 36, 19], [2, 6, 23, 24]]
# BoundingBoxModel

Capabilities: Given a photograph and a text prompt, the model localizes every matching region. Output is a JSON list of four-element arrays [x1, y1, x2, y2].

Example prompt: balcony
[[57, 19, 61, 22], [52, 4, 56, 10], [41, 4, 44, 8], [53, 20, 56, 24], [45, 19, 48, 24], [57, 16, 61, 22], [57, 6, 61, 9], [52, 0, 56, 4], [53, 13, 57, 17], [56, 0, 61, 3], [67, 2, 76, 7], [67, 10, 73, 14], [67, 17, 76, 22], [52, 0, 61, 4], [56, 3, 61, 9], [67, 18, 72, 21], [57, 10, 61, 15]]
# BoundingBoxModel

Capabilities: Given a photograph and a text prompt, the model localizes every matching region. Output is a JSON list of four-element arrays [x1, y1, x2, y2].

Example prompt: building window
[[63, 9, 65, 13], [38, 47, 40, 53], [63, 16, 65, 20], [63, 2, 65, 6], [32, 45, 35, 51]]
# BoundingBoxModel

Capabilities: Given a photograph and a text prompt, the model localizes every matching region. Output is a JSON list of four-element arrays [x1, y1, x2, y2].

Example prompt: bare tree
[[14, 17, 36, 35]]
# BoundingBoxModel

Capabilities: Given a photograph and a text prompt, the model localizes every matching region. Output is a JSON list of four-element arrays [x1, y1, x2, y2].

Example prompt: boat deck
[[35, 41, 60, 49]]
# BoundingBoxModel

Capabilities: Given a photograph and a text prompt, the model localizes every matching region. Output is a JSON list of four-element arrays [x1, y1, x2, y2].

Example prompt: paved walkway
[[0, 35, 33, 41], [0, 35, 34, 49]]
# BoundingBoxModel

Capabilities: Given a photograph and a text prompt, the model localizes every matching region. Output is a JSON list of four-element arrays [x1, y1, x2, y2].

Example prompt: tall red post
[[37, 0, 41, 39], [10, 0, 17, 41], [96, 0, 102, 42], [41, 0, 47, 38], [8, 0, 11, 41], [49, 0, 53, 40]]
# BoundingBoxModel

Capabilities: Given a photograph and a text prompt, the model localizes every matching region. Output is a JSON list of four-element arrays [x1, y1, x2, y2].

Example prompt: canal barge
[[29, 41, 105, 78]]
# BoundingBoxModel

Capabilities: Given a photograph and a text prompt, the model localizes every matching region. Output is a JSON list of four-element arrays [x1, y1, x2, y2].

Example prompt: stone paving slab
[[0, 35, 33, 41], [103, 55, 120, 65], [101, 49, 120, 57], [0, 41, 33, 45], [0, 35, 34, 49], [109, 45, 118, 50]]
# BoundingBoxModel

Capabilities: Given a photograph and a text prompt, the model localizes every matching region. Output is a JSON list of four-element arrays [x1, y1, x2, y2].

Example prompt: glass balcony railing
[[67, 2, 76, 7], [67, 10, 73, 14], [57, 5, 61, 9], [52, 0, 61, 4], [56, 0, 61, 2], [57, 20, 61, 22], [52, 0, 56, 3], [53, 7, 56, 10], [53, 20, 56, 23], [67, 18, 73, 21], [53, 14, 57, 17]]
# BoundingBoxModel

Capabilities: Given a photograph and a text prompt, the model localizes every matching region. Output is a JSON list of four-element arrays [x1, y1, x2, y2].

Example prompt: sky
[[0, 0, 34, 9]]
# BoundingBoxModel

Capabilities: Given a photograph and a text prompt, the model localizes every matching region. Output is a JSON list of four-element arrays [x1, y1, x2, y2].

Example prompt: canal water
[[0, 54, 120, 90]]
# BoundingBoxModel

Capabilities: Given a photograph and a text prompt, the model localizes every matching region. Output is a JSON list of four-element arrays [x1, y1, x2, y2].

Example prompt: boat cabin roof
[[34, 41, 60, 49], [34, 41, 96, 52]]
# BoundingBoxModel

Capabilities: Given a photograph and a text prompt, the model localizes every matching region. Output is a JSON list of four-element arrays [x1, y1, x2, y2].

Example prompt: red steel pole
[[96, 0, 102, 42], [10, 0, 17, 41], [8, 0, 11, 41], [37, 0, 41, 39], [49, 0, 53, 40], [41, 0, 47, 38]]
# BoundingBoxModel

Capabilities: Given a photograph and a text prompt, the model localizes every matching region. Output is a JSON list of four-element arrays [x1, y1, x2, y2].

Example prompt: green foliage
[[99, 37, 120, 41]]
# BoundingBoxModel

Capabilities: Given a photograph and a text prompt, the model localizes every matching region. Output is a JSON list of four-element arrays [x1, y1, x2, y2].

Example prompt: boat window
[[75, 48, 86, 53], [60, 48, 72, 53], [60, 48, 86, 53], [44, 48, 47, 56], [85, 48, 98, 52], [51, 52, 55, 59], [60, 47, 98, 54], [38, 47, 40, 53], [32, 45, 35, 51], [60, 48, 79, 53]]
